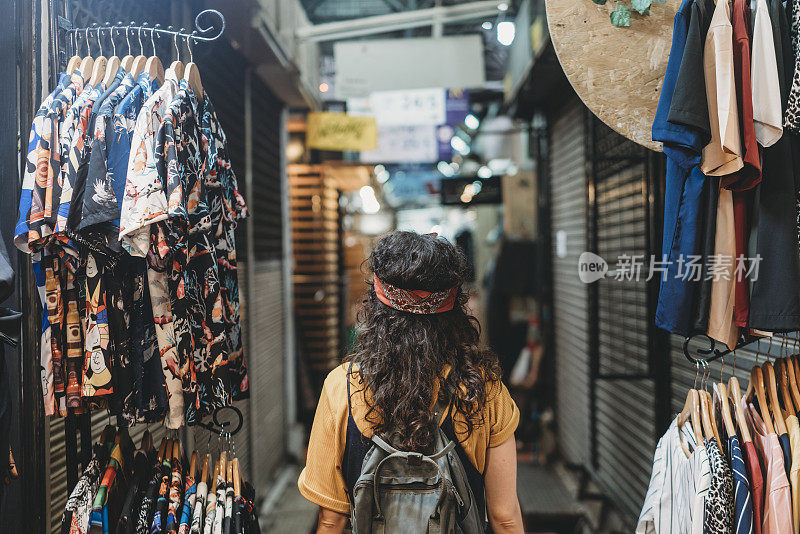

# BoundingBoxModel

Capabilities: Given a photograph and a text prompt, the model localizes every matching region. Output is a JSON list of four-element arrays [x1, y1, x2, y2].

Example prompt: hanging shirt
[[203, 478, 218, 534], [749, 0, 800, 332], [88, 443, 126, 534], [178, 476, 197, 534], [21, 72, 84, 252], [190, 475, 208, 533], [783, 0, 800, 132], [119, 72, 178, 257], [62, 447, 108, 534], [782, 412, 800, 533], [752, 0, 783, 145], [199, 97, 248, 400], [15, 72, 71, 252], [213, 474, 226, 534], [701, 0, 744, 176], [136, 466, 162, 534], [636, 417, 711, 533], [728, 435, 754, 534], [743, 439, 765, 534], [704, 437, 734, 534], [166, 455, 184, 531], [745, 400, 793, 534], [707, 186, 739, 349]]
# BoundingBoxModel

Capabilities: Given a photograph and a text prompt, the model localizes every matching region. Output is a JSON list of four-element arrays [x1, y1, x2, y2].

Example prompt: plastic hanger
[[167, 27, 185, 79], [130, 25, 147, 78], [763, 361, 787, 435], [183, 32, 203, 97], [144, 25, 164, 84]]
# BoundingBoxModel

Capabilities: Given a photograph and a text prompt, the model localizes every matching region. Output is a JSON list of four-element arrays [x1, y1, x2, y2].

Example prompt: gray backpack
[[349, 424, 487, 534]]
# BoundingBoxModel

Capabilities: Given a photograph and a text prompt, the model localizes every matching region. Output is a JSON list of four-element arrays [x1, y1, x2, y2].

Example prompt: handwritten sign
[[306, 112, 378, 151]]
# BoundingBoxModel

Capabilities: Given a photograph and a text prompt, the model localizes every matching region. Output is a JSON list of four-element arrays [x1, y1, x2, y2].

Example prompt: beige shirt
[[783, 412, 800, 533], [751, 0, 783, 146], [702, 0, 744, 175], [707, 188, 739, 349]]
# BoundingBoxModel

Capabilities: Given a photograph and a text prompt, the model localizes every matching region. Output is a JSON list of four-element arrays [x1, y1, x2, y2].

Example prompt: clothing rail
[[683, 332, 800, 364], [63, 8, 225, 57]]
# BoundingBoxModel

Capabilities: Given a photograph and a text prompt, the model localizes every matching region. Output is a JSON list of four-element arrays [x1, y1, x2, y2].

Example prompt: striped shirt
[[729, 435, 754, 534], [637, 417, 711, 534]]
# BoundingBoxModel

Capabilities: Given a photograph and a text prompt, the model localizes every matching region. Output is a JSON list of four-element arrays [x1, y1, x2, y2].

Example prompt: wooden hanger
[[763, 362, 787, 435], [145, 56, 165, 84], [189, 451, 197, 481], [232, 457, 241, 498], [210, 459, 220, 495], [200, 453, 210, 487], [678, 388, 703, 455], [102, 55, 120, 89], [66, 55, 81, 75], [715, 382, 737, 440], [778, 359, 797, 414], [226, 459, 233, 486], [749, 365, 775, 433], [728, 376, 752, 443], [183, 34, 202, 97], [699, 389, 720, 444], [79, 56, 95, 83], [88, 55, 107, 88], [789, 354, 800, 412]]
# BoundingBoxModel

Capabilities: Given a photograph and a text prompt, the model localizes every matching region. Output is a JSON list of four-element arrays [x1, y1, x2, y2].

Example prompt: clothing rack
[[683, 333, 799, 364], [61, 8, 225, 57]]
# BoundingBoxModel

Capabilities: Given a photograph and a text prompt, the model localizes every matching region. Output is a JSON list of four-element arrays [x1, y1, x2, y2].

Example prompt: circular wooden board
[[545, 0, 678, 151]]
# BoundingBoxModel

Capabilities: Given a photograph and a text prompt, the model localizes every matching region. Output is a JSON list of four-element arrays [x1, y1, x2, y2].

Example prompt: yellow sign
[[306, 112, 378, 151]]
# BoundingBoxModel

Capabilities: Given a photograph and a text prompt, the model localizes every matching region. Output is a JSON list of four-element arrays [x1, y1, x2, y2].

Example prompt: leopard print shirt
[[704, 437, 734, 534]]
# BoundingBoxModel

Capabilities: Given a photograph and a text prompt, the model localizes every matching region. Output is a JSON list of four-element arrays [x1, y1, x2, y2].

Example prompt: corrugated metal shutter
[[591, 119, 656, 519], [549, 97, 590, 466]]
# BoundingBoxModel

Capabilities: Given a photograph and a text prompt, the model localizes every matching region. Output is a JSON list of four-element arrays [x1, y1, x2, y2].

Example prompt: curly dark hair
[[346, 231, 502, 451]]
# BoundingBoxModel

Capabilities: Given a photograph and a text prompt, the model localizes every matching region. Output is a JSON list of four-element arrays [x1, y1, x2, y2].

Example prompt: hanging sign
[[545, 0, 678, 151], [306, 112, 378, 151], [368, 88, 447, 126], [360, 124, 439, 163]]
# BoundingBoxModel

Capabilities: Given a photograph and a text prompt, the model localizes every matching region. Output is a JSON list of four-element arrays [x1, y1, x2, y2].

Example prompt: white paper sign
[[360, 125, 438, 163], [368, 88, 446, 126]]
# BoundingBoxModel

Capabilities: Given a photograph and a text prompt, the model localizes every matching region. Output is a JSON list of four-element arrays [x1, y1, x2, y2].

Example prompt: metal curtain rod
[[683, 332, 797, 364], [66, 8, 225, 51]]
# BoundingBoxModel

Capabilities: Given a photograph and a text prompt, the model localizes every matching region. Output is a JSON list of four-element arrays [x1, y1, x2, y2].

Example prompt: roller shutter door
[[550, 97, 590, 467]]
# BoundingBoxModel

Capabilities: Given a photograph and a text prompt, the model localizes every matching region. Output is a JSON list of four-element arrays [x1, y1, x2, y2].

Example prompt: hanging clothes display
[[15, 25, 249, 430], [59, 427, 260, 534], [654, 0, 800, 344], [638, 356, 800, 533]]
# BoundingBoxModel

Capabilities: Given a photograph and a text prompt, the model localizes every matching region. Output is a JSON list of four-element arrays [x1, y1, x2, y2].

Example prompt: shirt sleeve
[[486, 381, 520, 447], [667, 0, 712, 146], [297, 378, 351, 514]]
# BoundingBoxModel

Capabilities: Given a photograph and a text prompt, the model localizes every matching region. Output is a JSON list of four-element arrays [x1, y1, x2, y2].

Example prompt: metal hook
[[138, 23, 145, 55], [172, 27, 184, 61], [694, 361, 700, 390], [92, 23, 102, 57], [768, 335, 774, 361], [186, 32, 195, 63], [85, 27, 91, 56], [109, 23, 117, 56], [151, 24, 159, 56]]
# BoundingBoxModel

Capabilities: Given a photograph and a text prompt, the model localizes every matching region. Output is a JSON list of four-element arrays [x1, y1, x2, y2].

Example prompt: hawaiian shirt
[[165, 455, 184, 530], [119, 72, 178, 257], [213, 475, 226, 534], [16, 71, 83, 253], [200, 98, 248, 400], [178, 477, 197, 534], [88, 443, 126, 534], [189, 477, 207, 533], [32, 255, 57, 415], [63, 447, 108, 534], [77, 69, 135, 235], [14, 72, 70, 252], [136, 465, 162, 534]]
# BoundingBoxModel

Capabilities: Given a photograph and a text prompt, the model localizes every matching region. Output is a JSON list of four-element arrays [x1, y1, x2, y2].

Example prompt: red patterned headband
[[373, 274, 458, 314]]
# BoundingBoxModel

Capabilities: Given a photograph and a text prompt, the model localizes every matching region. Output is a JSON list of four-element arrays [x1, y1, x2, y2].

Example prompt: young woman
[[298, 231, 524, 534]]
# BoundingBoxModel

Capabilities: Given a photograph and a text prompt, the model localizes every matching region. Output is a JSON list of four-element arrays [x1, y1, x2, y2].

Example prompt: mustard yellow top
[[297, 363, 520, 514]]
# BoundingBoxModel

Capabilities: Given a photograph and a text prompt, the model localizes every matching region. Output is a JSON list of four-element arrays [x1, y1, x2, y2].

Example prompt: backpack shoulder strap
[[342, 362, 371, 499]]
